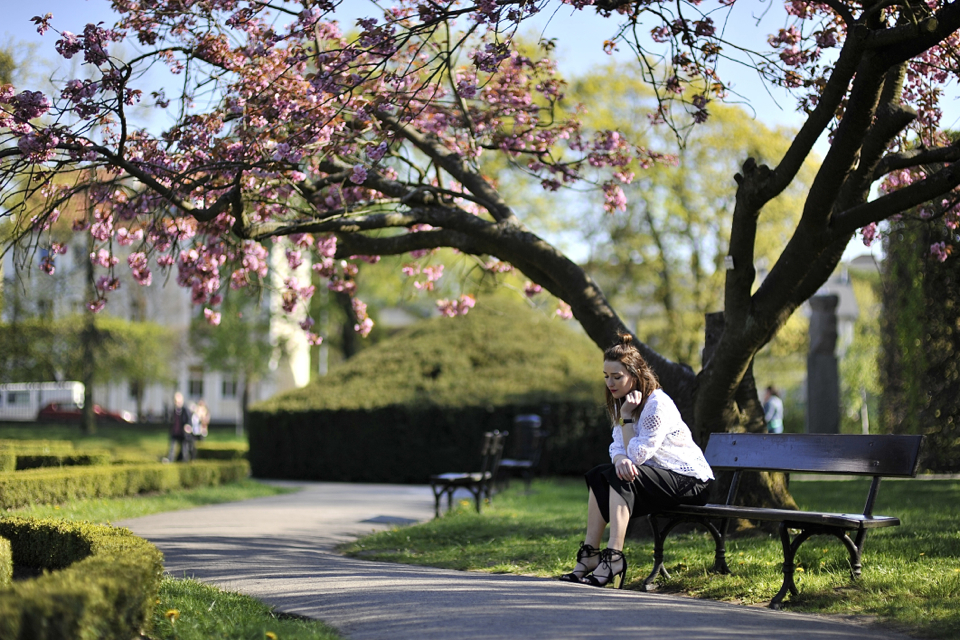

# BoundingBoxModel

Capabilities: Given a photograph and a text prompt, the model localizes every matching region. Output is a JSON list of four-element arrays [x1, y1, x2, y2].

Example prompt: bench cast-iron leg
[[643, 515, 729, 591], [771, 523, 814, 609]]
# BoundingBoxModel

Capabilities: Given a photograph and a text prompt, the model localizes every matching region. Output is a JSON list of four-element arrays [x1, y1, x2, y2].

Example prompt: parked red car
[[37, 402, 134, 423]]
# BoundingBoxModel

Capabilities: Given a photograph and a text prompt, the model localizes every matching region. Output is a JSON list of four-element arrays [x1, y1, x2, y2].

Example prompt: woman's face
[[603, 360, 636, 399]]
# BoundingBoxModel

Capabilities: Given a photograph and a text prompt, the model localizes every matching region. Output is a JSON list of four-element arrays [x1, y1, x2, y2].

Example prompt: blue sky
[[5, 0, 926, 261]]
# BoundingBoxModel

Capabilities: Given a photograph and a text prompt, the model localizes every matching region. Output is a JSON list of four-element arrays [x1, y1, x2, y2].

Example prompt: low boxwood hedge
[[0, 451, 13, 473], [0, 517, 163, 640], [15, 451, 113, 471], [0, 536, 10, 588], [195, 442, 247, 460], [0, 460, 250, 510], [0, 438, 74, 454]]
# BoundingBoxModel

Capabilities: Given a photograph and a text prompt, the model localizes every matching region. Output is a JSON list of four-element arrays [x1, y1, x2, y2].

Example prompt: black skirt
[[585, 463, 711, 522]]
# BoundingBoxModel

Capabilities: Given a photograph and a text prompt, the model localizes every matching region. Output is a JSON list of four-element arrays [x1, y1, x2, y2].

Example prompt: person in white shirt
[[559, 334, 714, 588]]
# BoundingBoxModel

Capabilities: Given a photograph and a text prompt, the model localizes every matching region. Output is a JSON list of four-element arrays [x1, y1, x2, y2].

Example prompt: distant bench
[[643, 433, 924, 608]]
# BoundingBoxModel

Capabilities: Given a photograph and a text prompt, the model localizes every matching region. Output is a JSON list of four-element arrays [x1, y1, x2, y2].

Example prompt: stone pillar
[[806, 295, 840, 434]]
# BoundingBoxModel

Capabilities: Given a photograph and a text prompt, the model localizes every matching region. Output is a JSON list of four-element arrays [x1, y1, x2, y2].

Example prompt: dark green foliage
[[15, 451, 112, 470], [881, 222, 960, 471], [254, 300, 602, 412], [0, 517, 164, 640], [0, 460, 250, 509], [249, 402, 611, 482], [0, 537, 10, 588], [249, 301, 611, 481]]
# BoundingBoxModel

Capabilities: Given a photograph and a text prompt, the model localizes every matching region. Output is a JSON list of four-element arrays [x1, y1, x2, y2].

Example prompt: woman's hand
[[621, 390, 643, 420], [616, 457, 637, 482]]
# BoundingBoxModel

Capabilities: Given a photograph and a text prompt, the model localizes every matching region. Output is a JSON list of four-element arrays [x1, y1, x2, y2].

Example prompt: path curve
[[119, 481, 912, 640]]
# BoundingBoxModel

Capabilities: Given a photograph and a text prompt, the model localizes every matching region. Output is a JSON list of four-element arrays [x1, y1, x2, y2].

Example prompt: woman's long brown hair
[[603, 333, 661, 423]]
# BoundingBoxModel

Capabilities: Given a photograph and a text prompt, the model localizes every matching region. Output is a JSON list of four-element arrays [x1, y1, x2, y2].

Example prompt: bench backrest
[[703, 433, 924, 477]]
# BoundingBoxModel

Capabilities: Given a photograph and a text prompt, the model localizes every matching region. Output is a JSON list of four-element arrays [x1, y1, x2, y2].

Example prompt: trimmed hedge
[[195, 442, 247, 460], [0, 451, 13, 473], [0, 440, 75, 454], [250, 401, 612, 482], [0, 537, 10, 588], [15, 451, 113, 471], [0, 460, 250, 510], [249, 298, 612, 481], [0, 517, 163, 640]]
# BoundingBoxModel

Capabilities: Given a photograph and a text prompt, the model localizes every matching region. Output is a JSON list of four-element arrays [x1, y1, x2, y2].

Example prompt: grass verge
[[341, 477, 960, 639], [151, 576, 340, 640]]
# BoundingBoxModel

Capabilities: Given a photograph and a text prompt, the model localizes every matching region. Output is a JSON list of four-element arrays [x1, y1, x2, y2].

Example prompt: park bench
[[497, 414, 549, 491], [429, 430, 507, 517], [642, 433, 924, 608]]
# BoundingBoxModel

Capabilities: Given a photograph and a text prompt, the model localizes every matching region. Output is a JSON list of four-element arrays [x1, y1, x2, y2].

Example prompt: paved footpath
[[119, 481, 913, 640]]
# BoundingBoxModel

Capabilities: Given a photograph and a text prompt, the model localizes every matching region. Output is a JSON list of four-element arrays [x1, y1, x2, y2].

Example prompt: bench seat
[[641, 433, 923, 609], [663, 504, 901, 529]]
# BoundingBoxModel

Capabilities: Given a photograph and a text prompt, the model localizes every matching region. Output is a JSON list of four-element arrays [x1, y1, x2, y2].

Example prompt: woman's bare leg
[[607, 490, 630, 551], [585, 488, 606, 548]]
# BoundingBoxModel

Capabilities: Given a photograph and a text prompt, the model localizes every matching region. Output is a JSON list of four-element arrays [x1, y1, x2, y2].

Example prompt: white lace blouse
[[609, 388, 715, 482]]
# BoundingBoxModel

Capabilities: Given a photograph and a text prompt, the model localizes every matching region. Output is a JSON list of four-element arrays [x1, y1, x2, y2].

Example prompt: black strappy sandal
[[580, 548, 627, 589], [558, 542, 601, 583]]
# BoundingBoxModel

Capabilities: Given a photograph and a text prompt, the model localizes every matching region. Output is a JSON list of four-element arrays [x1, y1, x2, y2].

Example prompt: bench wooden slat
[[662, 504, 901, 529], [704, 433, 924, 476]]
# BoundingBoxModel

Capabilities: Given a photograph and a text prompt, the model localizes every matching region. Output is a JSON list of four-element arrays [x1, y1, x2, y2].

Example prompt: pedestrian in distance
[[559, 334, 714, 588], [763, 385, 785, 434], [166, 391, 194, 463]]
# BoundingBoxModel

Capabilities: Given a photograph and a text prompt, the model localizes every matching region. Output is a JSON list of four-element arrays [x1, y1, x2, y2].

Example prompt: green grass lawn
[[341, 477, 960, 639]]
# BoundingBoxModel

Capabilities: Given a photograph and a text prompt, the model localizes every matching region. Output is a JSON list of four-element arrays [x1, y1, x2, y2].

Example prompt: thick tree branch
[[834, 160, 960, 235], [873, 145, 960, 181]]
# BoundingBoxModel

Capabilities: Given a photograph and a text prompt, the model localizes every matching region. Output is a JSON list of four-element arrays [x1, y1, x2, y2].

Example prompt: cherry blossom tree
[[2, 0, 960, 473]]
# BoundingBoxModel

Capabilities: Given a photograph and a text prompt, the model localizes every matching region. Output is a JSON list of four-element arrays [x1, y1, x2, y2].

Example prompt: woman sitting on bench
[[559, 334, 715, 588]]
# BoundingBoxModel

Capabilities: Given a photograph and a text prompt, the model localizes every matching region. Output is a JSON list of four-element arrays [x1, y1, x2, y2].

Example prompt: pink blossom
[[524, 282, 542, 297], [436, 294, 476, 317], [555, 301, 573, 320], [350, 164, 368, 184], [306, 331, 323, 346], [90, 249, 119, 268], [930, 241, 951, 262], [204, 308, 222, 326], [354, 317, 374, 337], [87, 299, 106, 313], [861, 223, 877, 247]]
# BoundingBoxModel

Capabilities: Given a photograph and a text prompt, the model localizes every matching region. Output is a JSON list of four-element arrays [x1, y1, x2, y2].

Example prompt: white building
[[1, 238, 311, 427]]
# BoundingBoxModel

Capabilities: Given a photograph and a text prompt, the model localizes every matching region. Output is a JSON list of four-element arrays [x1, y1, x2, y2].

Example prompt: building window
[[188, 367, 204, 398], [130, 297, 146, 322], [36, 299, 53, 319], [222, 377, 238, 399], [7, 391, 30, 406]]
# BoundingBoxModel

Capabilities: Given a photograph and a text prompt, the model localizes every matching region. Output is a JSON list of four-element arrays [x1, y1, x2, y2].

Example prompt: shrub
[[195, 442, 247, 460], [0, 450, 13, 473], [0, 439, 75, 454], [0, 517, 163, 640], [249, 299, 611, 481], [15, 451, 113, 470], [0, 460, 250, 510], [0, 537, 10, 588]]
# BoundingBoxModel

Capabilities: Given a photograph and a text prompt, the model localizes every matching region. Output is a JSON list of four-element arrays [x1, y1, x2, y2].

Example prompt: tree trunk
[[335, 291, 359, 359], [240, 376, 250, 438], [699, 311, 796, 515], [81, 234, 97, 436]]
